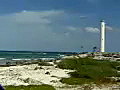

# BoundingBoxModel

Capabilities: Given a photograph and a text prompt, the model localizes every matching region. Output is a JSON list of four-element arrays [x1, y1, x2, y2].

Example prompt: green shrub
[[5, 85, 55, 90], [38, 62, 53, 66], [58, 57, 120, 85], [60, 78, 92, 85]]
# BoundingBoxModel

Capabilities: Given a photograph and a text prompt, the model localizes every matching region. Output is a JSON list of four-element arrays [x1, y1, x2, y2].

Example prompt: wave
[[12, 59, 31, 61], [0, 58, 6, 60]]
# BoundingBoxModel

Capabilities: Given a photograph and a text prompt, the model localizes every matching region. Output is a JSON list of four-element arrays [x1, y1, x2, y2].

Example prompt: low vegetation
[[4, 85, 55, 90], [58, 57, 120, 85], [38, 62, 53, 66]]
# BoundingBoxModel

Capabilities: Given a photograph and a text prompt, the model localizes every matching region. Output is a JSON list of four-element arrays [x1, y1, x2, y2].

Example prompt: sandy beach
[[0, 62, 120, 90], [0, 63, 73, 87]]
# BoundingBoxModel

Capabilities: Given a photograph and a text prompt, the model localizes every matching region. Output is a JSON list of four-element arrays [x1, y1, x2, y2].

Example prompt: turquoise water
[[0, 51, 78, 65], [0, 52, 59, 59]]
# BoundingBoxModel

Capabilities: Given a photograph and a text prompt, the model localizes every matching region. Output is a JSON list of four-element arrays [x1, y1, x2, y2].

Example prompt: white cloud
[[66, 26, 82, 32], [0, 10, 99, 51], [0, 10, 67, 50], [64, 32, 70, 37], [79, 16, 87, 19], [85, 27, 99, 33], [13, 10, 64, 24], [84, 26, 113, 33], [67, 26, 101, 33], [106, 26, 113, 31], [22, 10, 27, 13], [66, 26, 77, 31]]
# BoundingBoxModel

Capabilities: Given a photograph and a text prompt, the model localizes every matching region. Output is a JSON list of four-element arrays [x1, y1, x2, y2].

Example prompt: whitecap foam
[[12, 58, 32, 61], [0, 58, 6, 60], [41, 58, 55, 60], [12, 59, 24, 61]]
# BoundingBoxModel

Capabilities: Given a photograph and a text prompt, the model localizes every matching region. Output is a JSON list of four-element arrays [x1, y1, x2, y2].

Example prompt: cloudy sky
[[0, 0, 119, 52]]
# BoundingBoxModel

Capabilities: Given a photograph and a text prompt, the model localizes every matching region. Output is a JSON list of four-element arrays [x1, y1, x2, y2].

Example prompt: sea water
[[0, 51, 77, 65]]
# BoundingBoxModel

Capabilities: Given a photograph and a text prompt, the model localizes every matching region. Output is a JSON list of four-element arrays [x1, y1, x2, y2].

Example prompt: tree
[[93, 46, 97, 52], [81, 46, 84, 53]]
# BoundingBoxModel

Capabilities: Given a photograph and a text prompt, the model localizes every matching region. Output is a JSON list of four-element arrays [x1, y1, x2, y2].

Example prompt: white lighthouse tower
[[100, 20, 106, 52]]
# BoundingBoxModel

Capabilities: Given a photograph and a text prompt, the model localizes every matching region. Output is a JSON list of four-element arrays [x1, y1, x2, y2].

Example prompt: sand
[[0, 63, 120, 90], [0, 64, 73, 87]]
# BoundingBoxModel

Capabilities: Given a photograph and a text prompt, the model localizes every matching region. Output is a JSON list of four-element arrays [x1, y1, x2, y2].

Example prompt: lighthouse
[[100, 20, 106, 52]]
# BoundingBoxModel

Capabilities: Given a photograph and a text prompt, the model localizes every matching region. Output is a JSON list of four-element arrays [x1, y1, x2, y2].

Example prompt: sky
[[0, 0, 119, 52]]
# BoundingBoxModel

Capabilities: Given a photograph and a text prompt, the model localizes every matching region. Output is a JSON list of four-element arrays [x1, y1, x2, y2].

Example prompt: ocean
[[0, 51, 78, 65]]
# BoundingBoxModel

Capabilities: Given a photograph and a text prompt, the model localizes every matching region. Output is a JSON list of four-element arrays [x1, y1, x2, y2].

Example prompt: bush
[[5, 85, 55, 90], [38, 62, 53, 66], [60, 78, 92, 85], [58, 57, 120, 85]]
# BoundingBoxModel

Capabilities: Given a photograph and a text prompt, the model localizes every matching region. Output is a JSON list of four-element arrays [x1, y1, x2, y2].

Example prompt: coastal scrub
[[5, 85, 55, 90], [58, 57, 120, 85]]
